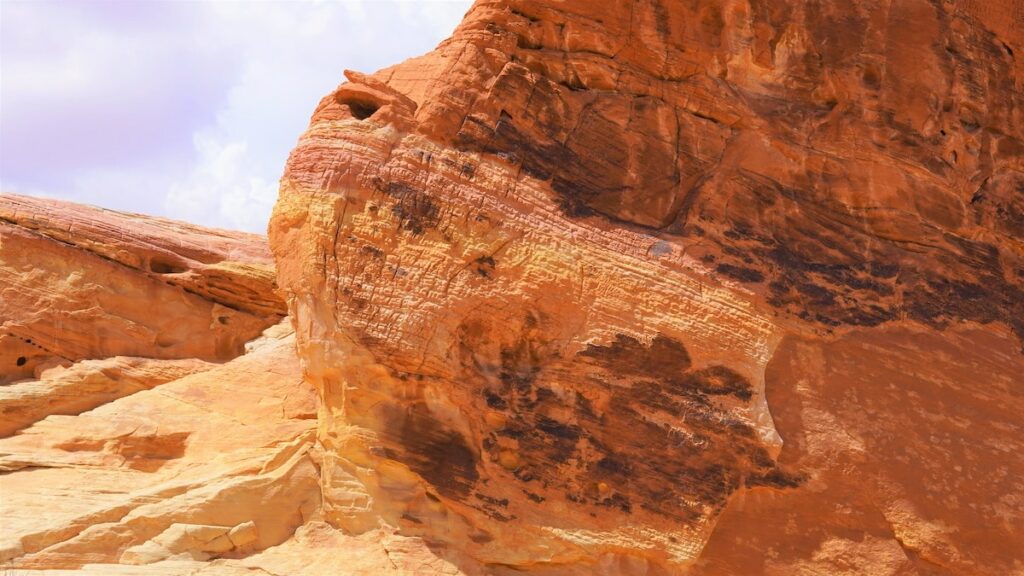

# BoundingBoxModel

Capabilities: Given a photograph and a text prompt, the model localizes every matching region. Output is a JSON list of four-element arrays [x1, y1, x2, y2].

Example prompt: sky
[[0, 0, 473, 232]]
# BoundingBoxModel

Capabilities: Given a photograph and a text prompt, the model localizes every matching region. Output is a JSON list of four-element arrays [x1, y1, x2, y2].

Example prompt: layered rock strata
[[1, 193, 285, 385], [0, 197, 319, 574], [269, 0, 1024, 573], [2, 0, 1023, 573]]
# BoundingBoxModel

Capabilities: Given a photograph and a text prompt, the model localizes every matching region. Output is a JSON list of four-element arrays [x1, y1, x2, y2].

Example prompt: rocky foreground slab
[[3, 0, 1024, 573]]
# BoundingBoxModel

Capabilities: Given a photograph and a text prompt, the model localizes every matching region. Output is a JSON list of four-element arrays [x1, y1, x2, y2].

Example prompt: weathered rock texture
[[0, 196, 315, 574], [3, 0, 1024, 574], [268, 0, 1024, 574], [0, 322, 319, 568], [1, 193, 286, 385], [0, 196, 505, 575]]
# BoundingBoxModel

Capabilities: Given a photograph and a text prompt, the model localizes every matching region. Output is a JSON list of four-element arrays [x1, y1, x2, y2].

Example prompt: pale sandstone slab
[[0, 324, 318, 571], [0, 357, 215, 437]]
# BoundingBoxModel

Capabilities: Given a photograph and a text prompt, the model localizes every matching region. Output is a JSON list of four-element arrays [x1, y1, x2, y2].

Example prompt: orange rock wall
[[1, 0, 1022, 573], [270, 0, 1024, 573], [1, 194, 285, 383]]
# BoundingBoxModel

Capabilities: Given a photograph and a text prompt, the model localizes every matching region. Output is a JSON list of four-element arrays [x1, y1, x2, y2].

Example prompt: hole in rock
[[16, 356, 27, 367], [338, 96, 381, 120], [149, 257, 187, 274]]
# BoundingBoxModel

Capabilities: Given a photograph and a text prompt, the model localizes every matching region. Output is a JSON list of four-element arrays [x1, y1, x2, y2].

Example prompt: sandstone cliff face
[[269, 0, 1024, 574], [3, 0, 1023, 574]]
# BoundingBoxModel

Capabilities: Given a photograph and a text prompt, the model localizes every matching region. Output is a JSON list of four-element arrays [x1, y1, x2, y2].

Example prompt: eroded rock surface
[[0, 322, 321, 571], [1, 193, 286, 383], [269, 0, 1024, 573], [693, 324, 1024, 575], [0, 198, 322, 575], [3, 0, 1024, 574]]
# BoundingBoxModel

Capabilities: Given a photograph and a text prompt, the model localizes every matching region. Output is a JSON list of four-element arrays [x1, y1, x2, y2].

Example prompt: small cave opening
[[16, 356, 27, 367], [149, 257, 188, 275], [338, 96, 381, 120]]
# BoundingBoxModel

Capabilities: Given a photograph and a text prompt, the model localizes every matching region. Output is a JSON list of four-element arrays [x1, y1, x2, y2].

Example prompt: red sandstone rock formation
[[0, 195, 319, 573], [3, 0, 1024, 574], [270, 0, 1024, 573], [1, 193, 286, 384]]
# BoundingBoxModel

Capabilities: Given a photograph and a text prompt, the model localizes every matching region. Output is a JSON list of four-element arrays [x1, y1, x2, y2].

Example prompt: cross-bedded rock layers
[[2, 0, 1022, 574], [269, 0, 1024, 574]]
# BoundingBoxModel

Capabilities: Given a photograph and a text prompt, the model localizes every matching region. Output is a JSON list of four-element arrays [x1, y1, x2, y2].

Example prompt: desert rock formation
[[3, 0, 1024, 574], [270, 0, 1023, 573], [0, 195, 480, 575], [1, 195, 310, 573], [1, 194, 285, 384]]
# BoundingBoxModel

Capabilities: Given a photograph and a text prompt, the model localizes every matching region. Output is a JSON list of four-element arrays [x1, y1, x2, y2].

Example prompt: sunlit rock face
[[0, 196, 468, 576], [2, 0, 1022, 574], [1, 193, 286, 384], [0, 194, 322, 573], [270, 0, 1023, 574]]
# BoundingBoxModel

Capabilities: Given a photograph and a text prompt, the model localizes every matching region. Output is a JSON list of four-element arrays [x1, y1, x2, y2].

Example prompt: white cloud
[[164, 135, 277, 232], [1, 0, 473, 232]]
